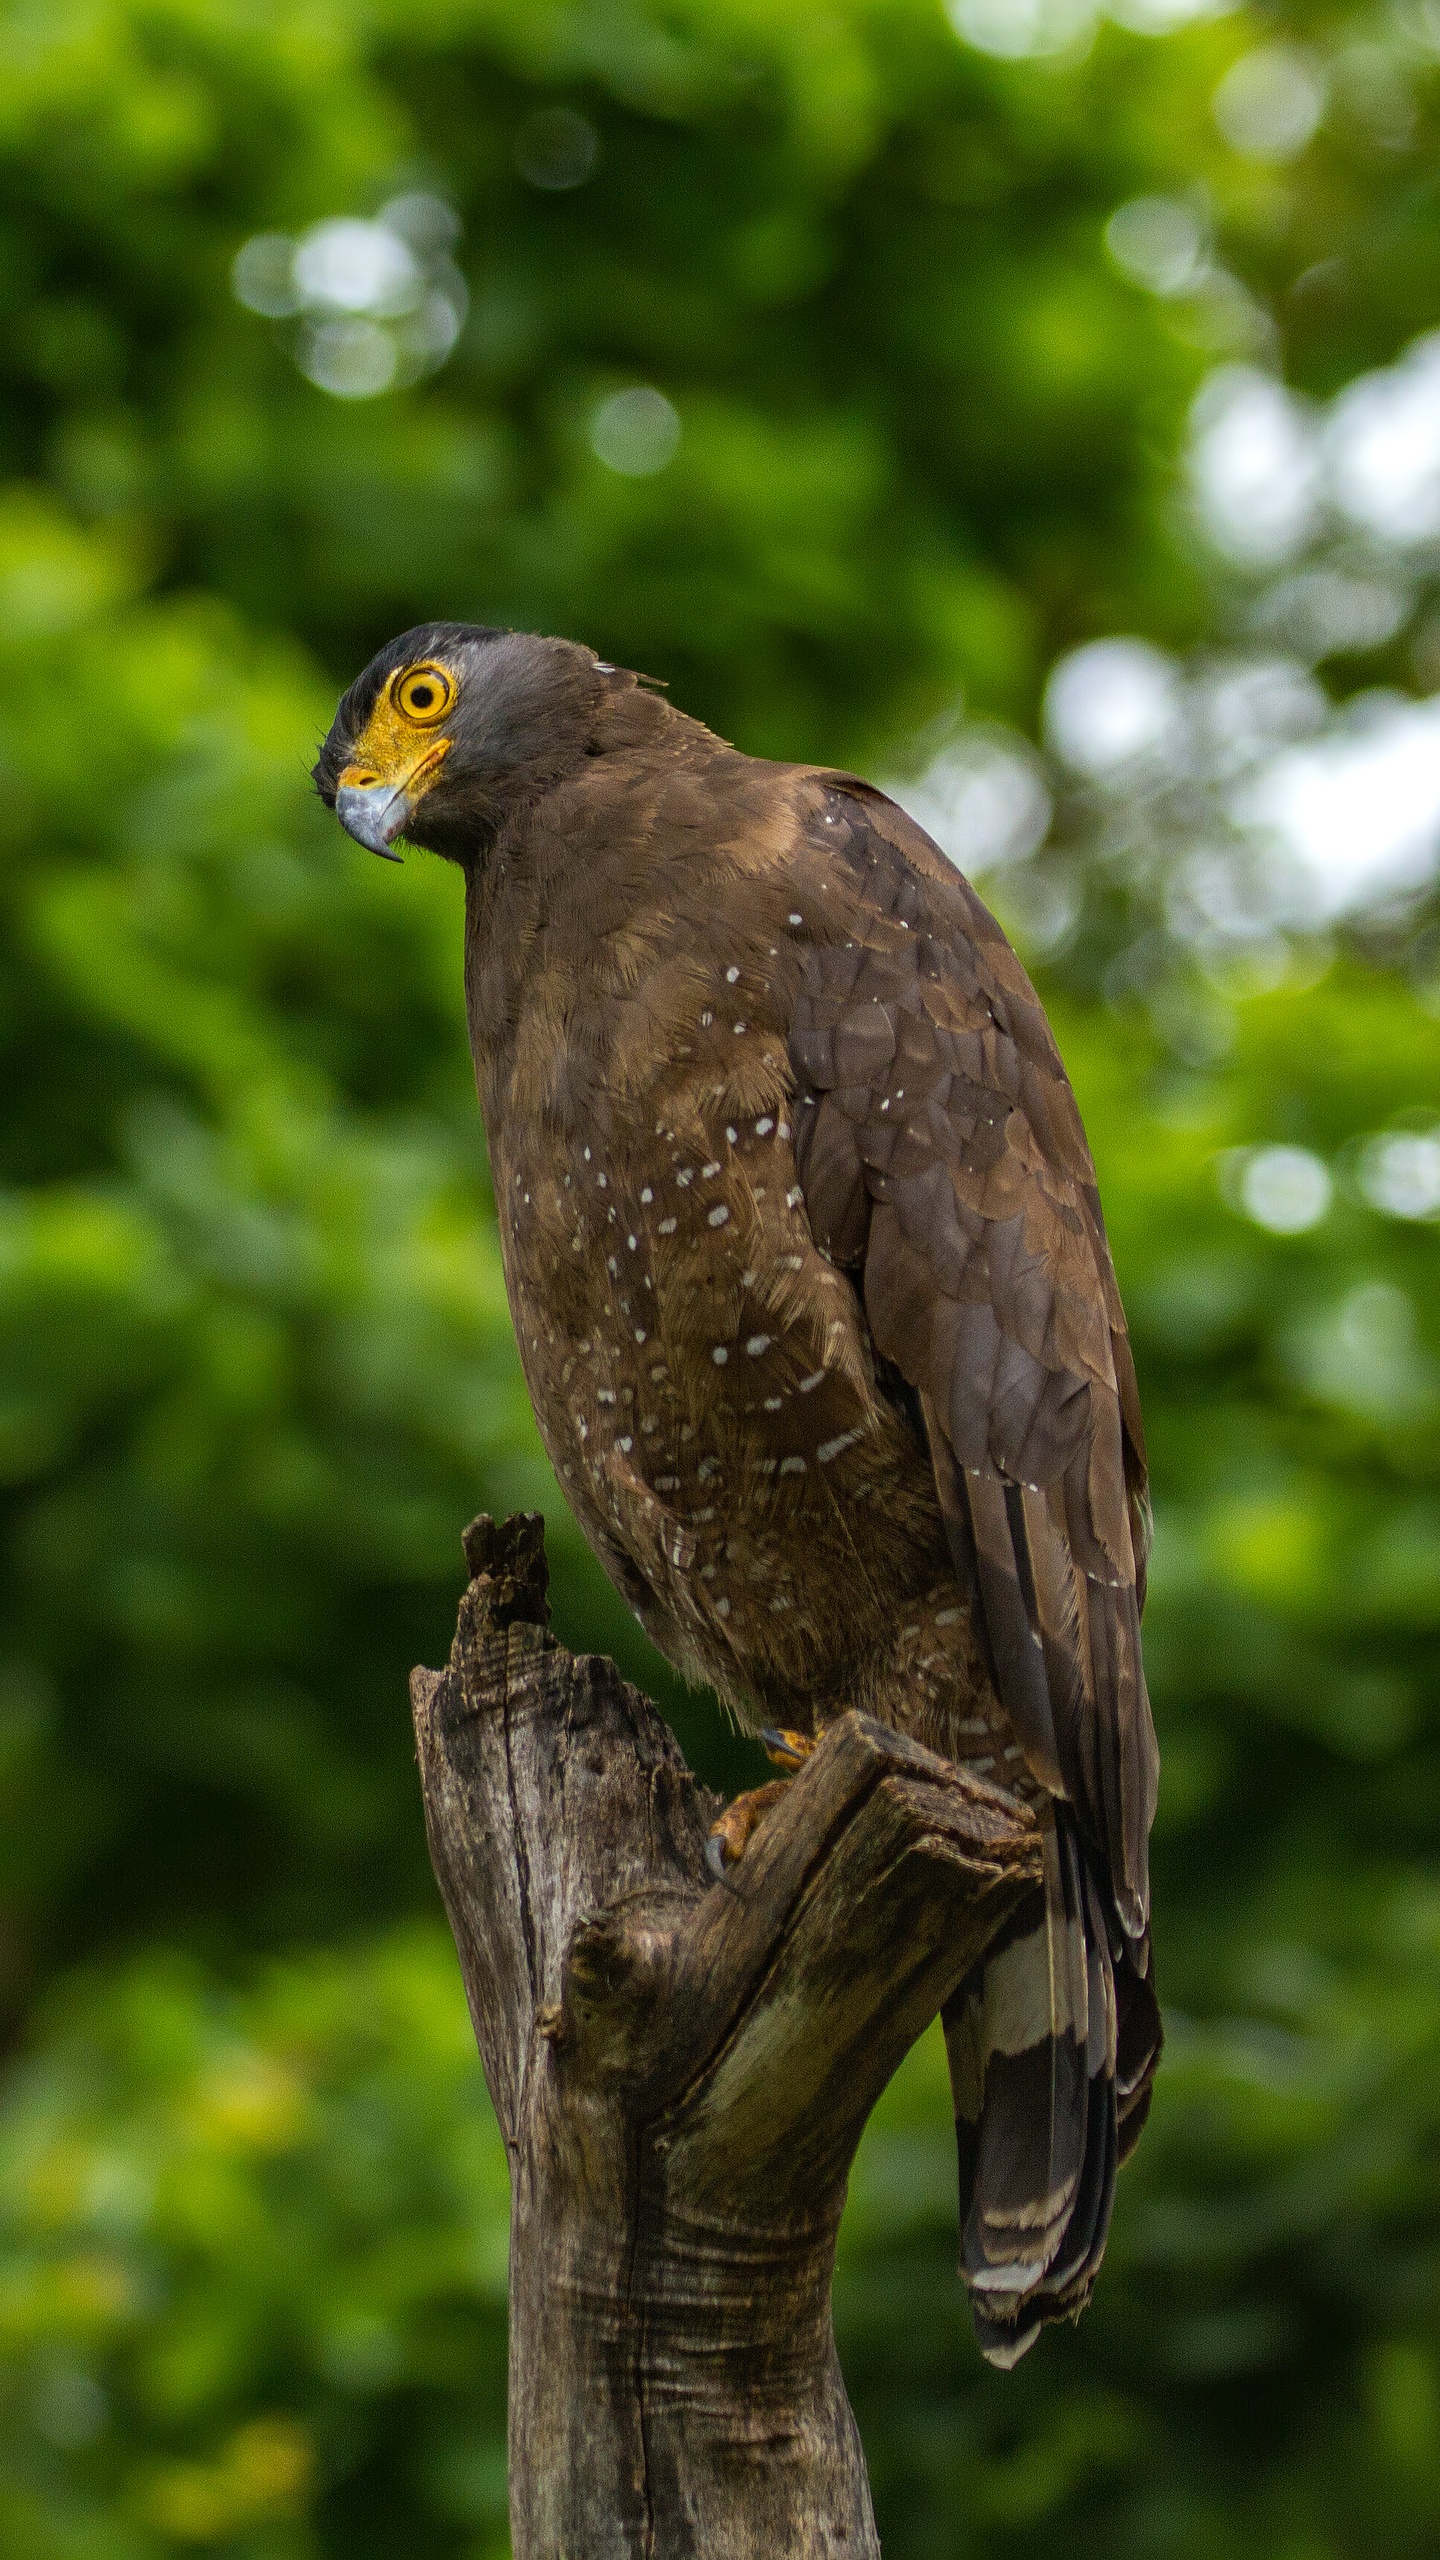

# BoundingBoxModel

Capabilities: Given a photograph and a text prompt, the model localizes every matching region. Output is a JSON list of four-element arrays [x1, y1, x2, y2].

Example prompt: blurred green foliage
[[0, 1932, 510, 2559], [0, 0, 1225, 750], [3, 0, 1440, 2553]]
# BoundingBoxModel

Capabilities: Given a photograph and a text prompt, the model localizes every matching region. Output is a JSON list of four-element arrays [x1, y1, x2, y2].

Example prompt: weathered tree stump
[[411, 1513, 1042, 2560]]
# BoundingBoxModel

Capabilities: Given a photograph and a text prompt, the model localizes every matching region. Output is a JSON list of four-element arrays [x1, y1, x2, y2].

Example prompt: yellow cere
[[339, 659, 457, 792]]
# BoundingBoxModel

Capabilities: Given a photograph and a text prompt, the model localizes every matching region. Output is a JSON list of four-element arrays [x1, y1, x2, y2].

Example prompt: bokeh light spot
[[1213, 45, 1326, 162], [1045, 638, 1183, 775], [296, 318, 398, 400], [1105, 196, 1209, 298], [515, 108, 599, 191], [292, 218, 420, 318], [1235, 694, 1440, 919], [1357, 1131, 1440, 1220], [1234, 1144, 1333, 1232], [1328, 333, 1440, 546], [947, 0, 1093, 56], [589, 387, 681, 477], [1187, 366, 1323, 565], [232, 197, 466, 398], [230, 233, 302, 318]]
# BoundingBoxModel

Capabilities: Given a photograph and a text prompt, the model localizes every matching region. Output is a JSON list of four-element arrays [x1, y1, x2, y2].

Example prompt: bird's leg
[[705, 1780, 791, 1880], [704, 1728, 818, 1880]]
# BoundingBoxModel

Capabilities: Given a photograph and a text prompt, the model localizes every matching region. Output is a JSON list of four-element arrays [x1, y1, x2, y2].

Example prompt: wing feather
[[788, 774, 1158, 1944]]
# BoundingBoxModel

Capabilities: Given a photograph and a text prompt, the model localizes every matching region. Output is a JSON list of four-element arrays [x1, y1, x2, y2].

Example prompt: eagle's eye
[[393, 663, 455, 724]]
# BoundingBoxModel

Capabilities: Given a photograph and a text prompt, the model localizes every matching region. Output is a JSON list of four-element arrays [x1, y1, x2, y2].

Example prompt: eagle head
[[313, 623, 611, 862]]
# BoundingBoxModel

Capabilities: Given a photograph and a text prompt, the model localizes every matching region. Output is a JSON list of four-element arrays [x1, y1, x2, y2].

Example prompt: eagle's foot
[[760, 1725, 814, 1773], [704, 1780, 793, 1882]]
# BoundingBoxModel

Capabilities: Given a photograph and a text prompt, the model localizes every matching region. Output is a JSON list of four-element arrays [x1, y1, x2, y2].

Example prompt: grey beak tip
[[335, 780, 410, 860]]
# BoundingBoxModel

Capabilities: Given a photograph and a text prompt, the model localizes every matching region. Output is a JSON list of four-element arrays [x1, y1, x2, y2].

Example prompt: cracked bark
[[412, 1513, 1042, 2560]]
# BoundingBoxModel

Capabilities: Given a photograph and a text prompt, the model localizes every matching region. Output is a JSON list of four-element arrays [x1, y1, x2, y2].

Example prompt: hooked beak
[[334, 778, 411, 861], [333, 736, 451, 861]]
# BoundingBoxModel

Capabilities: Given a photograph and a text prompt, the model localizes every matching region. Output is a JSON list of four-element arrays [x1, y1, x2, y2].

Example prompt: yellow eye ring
[[393, 662, 455, 725]]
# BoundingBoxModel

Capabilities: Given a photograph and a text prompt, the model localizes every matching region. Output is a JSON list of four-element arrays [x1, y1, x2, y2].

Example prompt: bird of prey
[[317, 625, 1161, 2367]]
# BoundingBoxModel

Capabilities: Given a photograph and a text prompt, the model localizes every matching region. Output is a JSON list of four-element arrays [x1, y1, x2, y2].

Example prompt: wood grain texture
[[412, 1513, 1042, 2559]]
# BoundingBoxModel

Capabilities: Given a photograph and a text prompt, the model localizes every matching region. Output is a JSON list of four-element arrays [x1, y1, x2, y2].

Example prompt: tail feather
[[944, 1806, 1159, 2368], [1031, 1858, 1119, 2303], [1115, 1920, 1163, 2162], [954, 1824, 1087, 2287]]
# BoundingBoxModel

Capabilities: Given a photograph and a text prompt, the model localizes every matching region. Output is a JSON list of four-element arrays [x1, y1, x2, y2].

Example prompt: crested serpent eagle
[[316, 625, 1162, 2368]]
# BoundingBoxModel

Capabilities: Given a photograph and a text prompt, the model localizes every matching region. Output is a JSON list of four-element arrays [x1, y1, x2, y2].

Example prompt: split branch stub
[[411, 1513, 1042, 2560]]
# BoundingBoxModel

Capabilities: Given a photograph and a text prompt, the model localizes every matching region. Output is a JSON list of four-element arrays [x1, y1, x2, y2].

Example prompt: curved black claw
[[704, 1831, 731, 1885], [760, 1725, 813, 1773]]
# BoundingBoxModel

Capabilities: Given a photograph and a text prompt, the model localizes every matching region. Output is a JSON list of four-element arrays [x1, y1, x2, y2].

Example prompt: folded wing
[[787, 775, 1159, 1948]]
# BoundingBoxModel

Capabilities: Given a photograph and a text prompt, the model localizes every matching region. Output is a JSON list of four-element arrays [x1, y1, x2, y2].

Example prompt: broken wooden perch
[[411, 1513, 1043, 2560]]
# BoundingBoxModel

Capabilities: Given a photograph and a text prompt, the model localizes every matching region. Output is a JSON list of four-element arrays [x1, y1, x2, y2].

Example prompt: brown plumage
[[316, 624, 1162, 2366]]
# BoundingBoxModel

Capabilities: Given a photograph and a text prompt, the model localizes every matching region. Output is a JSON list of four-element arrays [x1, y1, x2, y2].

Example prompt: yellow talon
[[705, 1778, 793, 1880]]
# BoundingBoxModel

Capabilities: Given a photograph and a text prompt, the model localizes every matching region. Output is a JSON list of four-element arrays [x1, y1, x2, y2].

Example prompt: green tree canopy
[[5, 2, 1440, 2554]]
